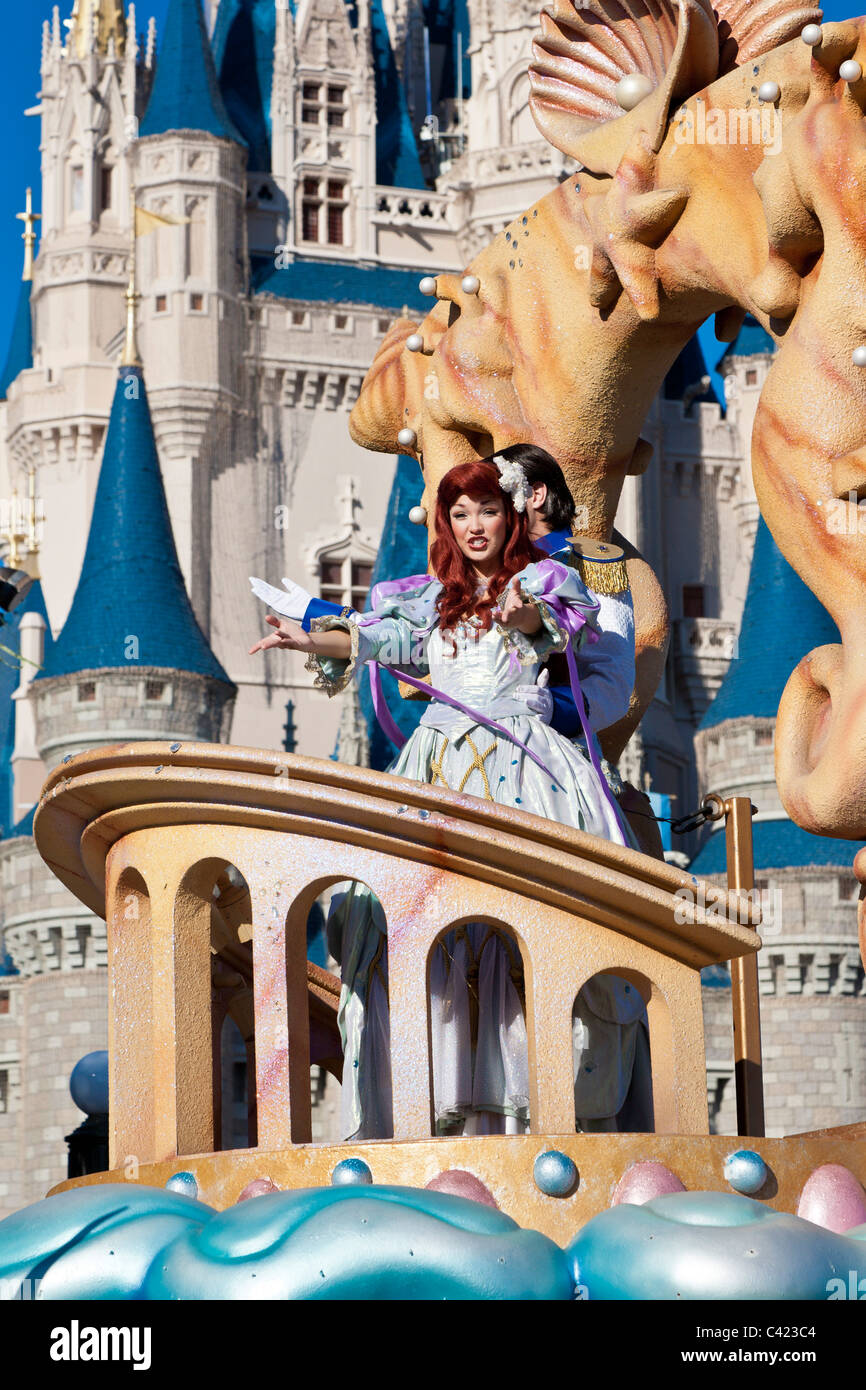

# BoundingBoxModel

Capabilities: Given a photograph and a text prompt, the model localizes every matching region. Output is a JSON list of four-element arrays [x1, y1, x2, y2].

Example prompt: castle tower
[[33, 0, 140, 376], [133, 0, 247, 619], [716, 315, 777, 555], [0, 306, 237, 1216], [692, 519, 866, 1135], [28, 354, 237, 769]]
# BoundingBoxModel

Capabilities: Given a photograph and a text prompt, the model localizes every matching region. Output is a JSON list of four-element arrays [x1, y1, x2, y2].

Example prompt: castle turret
[[717, 315, 776, 551], [29, 312, 237, 769], [692, 519, 866, 1136]]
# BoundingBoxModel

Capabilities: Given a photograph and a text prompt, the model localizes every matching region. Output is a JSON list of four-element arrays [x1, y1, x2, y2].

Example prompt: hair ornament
[[493, 454, 533, 513]]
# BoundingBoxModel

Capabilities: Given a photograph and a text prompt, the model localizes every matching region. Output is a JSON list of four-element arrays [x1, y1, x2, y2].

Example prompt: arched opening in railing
[[286, 876, 391, 1143], [572, 972, 655, 1134], [427, 918, 530, 1139]]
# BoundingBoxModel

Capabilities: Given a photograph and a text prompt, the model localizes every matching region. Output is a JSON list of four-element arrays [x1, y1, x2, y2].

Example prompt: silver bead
[[852, 346, 866, 367], [615, 73, 655, 111], [801, 22, 822, 45], [405, 333, 424, 352], [758, 81, 780, 102], [840, 59, 862, 82], [418, 275, 437, 296], [408, 505, 428, 526], [397, 426, 417, 448], [461, 274, 480, 295]]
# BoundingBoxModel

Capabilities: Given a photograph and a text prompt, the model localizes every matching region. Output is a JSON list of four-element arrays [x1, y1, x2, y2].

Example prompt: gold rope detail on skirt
[[428, 733, 498, 801]]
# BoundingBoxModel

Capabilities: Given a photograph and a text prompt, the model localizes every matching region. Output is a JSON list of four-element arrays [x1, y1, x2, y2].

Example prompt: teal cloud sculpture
[[0, 1184, 573, 1300], [569, 1192, 866, 1300], [0, 1184, 213, 1301], [144, 1186, 574, 1300]]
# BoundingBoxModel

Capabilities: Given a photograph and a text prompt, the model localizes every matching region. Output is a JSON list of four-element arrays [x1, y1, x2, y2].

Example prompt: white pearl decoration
[[615, 73, 655, 111], [405, 334, 424, 352], [418, 276, 437, 296], [461, 274, 480, 294], [852, 346, 866, 367], [397, 427, 417, 447], [801, 23, 823, 45], [840, 59, 862, 82], [408, 505, 428, 526], [758, 81, 781, 102]]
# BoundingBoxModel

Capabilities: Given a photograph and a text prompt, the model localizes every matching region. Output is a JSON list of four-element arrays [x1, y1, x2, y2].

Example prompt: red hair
[[430, 459, 544, 640]]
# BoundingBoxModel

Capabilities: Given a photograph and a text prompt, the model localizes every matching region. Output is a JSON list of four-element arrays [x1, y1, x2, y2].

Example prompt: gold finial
[[15, 189, 41, 283], [67, 0, 126, 60], [121, 189, 142, 368]]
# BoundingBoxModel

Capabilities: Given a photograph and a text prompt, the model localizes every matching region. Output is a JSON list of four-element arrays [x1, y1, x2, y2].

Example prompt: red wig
[[430, 459, 544, 639]]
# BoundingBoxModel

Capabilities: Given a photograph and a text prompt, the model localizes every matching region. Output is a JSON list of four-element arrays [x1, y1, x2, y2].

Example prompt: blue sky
[[0, 0, 854, 394]]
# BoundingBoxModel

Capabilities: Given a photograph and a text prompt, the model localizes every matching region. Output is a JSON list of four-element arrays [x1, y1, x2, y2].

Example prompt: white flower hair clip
[[493, 454, 533, 513]]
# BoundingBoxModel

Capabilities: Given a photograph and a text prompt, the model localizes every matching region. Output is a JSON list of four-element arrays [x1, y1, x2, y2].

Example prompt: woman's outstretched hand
[[249, 615, 315, 656], [493, 577, 542, 635]]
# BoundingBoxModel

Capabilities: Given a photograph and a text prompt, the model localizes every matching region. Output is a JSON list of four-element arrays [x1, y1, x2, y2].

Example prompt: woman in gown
[[250, 456, 650, 1140]]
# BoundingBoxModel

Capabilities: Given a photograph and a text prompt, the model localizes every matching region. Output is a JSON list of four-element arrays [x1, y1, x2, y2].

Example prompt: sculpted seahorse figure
[[349, 0, 866, 900]]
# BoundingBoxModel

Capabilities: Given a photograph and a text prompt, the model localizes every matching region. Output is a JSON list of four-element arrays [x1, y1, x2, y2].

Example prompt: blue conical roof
[[357, 455, 428, 769], [701, 517, 839, 730], [663, 332, 719, 408], [0, 279, 33, 400], [370, 0, 425, 188], [34, 368, 233, 685], [715, 313, 775, 371], [212, 0, 275, 171], [0, 580, 54, 838], [139, 0, 243, 143]]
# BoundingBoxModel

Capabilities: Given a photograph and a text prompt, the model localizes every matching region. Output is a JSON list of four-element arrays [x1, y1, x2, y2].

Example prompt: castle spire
[[66, 0, 126, 58], [0, 193, 38, 401], [34, 364, 234, 687], [121, 198, 142, 369], [139, 0, 241, 143], [16, 189, 41, 285]]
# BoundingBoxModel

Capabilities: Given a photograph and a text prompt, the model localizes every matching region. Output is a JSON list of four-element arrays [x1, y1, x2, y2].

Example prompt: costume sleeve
[[498, 560, 601, 666], [577, 589, 635, 732], [305, 580, 439, 696], [548, 682, 585, 739], [303, 596, 354, 633]]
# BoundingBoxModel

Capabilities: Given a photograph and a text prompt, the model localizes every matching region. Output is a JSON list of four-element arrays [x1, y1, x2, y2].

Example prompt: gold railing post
[[724, 794, 765, 1138]]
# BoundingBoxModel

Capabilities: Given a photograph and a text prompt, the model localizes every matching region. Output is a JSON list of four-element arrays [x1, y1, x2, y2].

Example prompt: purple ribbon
[[368, 661, 560, 783]]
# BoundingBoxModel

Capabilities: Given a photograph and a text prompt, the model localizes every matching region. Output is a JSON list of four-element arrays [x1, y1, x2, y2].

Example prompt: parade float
[[2, 0, 866, 1299]]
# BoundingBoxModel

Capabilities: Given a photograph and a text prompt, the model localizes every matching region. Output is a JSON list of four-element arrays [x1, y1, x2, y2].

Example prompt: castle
[[0, 0, 862, 1219]]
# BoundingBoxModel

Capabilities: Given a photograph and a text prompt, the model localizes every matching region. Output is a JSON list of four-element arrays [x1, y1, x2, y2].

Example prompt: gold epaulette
[[564, 536, 630, 596]]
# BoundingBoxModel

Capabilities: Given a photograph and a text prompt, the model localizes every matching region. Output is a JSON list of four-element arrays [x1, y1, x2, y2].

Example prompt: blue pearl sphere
[[331, 1158, 373, 1187], [165, 1171, 199, 1199], [69, 1050, 109, 1116], [533, 1150, 578, 1198], [724, 1149, 768, 1195]]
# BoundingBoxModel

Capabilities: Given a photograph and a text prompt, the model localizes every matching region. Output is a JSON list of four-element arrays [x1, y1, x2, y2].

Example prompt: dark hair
[[430, 459, 544, 642], [492, 444, 576, 532]]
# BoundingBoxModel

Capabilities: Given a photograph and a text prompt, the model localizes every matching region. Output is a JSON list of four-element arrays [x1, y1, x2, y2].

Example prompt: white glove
[[249, 575, 314, 622], [515, 667, 553, 723]]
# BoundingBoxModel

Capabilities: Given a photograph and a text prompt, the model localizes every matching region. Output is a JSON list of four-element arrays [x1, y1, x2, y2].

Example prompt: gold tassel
[[568, 552, 630, 596]]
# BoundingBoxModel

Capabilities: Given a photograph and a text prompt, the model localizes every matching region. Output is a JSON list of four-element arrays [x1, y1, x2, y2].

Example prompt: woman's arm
[[492, 576, 543, 636], [249, 615, 351, 658]]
